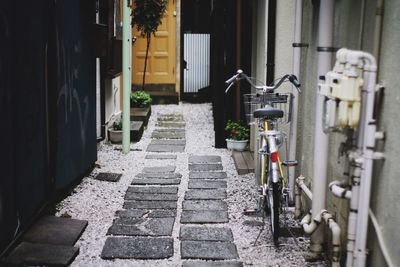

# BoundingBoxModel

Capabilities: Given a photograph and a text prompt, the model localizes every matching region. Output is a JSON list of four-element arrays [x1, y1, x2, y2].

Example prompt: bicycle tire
[[268, 181, 280, 246]]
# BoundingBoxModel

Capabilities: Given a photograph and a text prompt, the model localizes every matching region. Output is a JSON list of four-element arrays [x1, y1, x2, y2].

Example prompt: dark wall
[[54, 0, 97, 189], [211, 0, 252, 148], [0, 0, 97, 255], [0, 0, 17, 254]]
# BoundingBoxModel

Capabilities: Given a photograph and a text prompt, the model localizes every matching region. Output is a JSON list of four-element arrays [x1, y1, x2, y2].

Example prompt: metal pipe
[[122, 0, 131, 153], [311, 0, 335, 255], [288, 0, 303, 203], [294, 180, 302, 218]]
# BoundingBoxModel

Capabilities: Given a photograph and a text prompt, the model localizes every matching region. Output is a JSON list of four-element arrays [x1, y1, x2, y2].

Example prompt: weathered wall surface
[[294, 0, 399, 266]]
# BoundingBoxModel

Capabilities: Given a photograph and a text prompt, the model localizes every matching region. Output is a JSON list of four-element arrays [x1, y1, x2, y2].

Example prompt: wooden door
[[132, 0, 176, 85]]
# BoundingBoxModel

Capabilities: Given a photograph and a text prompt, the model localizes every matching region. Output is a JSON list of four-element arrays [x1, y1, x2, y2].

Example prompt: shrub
[[113, 118, 122, 131], [225, 120, 249, 141], [130, 90, 152, 108]]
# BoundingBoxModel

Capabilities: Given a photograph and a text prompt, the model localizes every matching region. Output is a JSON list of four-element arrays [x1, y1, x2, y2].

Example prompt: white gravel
[[56, 103, 327, 267]]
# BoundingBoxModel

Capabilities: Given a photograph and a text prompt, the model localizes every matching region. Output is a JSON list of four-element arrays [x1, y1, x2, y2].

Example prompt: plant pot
[[108, 128, 123, 144], [130, 106, 151, 126], [226, 139, 248, 151]]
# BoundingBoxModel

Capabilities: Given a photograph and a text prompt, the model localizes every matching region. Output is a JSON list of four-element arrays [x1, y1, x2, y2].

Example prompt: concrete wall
[[105, 76, 121, 126], [253, 0, 399, 265], [295, 0, 399, 266]]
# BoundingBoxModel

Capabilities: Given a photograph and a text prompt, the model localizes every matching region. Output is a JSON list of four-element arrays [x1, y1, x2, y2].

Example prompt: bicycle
[[225, 70, 301, 246]]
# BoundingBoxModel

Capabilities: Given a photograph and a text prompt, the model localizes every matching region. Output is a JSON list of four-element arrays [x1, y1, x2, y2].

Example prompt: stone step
[[130, 107, 151, 126], [130, 121, 144, 142], [148, 91, 179, 105]]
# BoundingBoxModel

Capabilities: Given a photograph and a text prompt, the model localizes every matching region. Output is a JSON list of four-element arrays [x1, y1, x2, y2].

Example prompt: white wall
[[274, 0, 295, 93], [105, 76, 121, 126]]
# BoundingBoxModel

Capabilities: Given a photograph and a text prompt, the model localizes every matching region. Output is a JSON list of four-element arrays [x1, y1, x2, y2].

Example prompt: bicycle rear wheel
[[268, 181, 280, 246]]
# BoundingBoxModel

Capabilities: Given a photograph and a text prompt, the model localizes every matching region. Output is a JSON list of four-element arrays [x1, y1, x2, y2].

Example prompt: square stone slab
[[94, 172, 122, 182], [135, 173, 182, 179], [189, 164, 223, 172], [182, 261, 243, 267], [108, 217, 175, 236], [143, 166, 176, 173], [184, 189, 227, 200], [115, 209, 148, 218], [116, 209, 176, 218], [131, 178, 181, 185], [188, 180, 227, 189], [157, 121, 186, 128], [180, 227, 233, 242], [147, 145, 185, 153], [181, 241, 239, 260], [125, 192, 178, 201], [181, 211, 229, 224], [189, 156, 222, 164], [145, 154, 177, 160], [183, 200, 227, 211], [5, 242, 79, 266], [158, 113, 184, 119], [150, 139, 186, 145], [127, 186, 178, 194], [124, 201, 177, 210], [151, 131, 185, 139], [21, 216, 87, 246], [189, 172, 227, 179], [101, 237, 173, 259]]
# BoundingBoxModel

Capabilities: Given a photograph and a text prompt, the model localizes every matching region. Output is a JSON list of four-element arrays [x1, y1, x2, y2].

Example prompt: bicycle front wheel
[[268, 181, 280, 246]]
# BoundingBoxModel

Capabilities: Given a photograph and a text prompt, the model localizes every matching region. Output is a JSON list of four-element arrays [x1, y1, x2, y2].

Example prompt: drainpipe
[[266, 0, 276, 85], [373, 0, 384, 65], [347, 52, 381, 267], [122, 0, 131, 154], [288, 0, 304, 203], [297, 178, 342, 267], [300, 209, 341, 267], [311, 0, 335, 256]]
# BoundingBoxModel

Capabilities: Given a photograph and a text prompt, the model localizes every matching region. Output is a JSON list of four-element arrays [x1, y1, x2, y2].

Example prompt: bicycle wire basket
[[243, 93, 263, 125], [243, 92, 293, 125]]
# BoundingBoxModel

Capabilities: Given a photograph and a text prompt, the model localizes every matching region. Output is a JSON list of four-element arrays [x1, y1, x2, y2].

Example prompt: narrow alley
[[56, 103, 322, 266]]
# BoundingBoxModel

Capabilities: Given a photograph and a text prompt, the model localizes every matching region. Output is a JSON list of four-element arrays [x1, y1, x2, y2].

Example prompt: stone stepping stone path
[[102, 113, 186, 260], [180, 155, 241, 264], [147, 113, 186, 152], [102, 113, 241, 265]]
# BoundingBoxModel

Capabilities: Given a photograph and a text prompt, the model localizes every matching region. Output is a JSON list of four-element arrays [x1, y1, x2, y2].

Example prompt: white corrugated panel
[[184, 34, 210, 93]]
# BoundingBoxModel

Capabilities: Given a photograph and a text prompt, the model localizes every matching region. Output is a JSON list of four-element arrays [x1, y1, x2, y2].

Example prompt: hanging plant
[[132, 0, 168, 90]]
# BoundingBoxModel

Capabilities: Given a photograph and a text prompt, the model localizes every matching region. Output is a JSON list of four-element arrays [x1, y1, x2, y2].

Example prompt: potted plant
[[130, 90, 152, 125], [225, 120, 250, 151], [108, 117, 123, 144]]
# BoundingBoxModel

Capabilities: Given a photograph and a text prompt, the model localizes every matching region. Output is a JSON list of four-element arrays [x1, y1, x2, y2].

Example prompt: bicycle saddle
[[253, 107, 284, 119]]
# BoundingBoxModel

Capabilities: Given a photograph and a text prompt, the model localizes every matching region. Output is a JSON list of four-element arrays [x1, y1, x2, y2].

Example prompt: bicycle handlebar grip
[[225, 69, 244, 84], [225, 75, 238, 84], [289, 75, 301, 88]]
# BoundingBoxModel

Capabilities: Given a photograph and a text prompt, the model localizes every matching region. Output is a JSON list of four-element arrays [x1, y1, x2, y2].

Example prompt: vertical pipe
[[288, 0, 303, 203], [236, 0, 242, 120], [310, 0, 335, 255], [266, 0, 276, 85], [122, 0, 131, 153], [354, 54, 377, 267]]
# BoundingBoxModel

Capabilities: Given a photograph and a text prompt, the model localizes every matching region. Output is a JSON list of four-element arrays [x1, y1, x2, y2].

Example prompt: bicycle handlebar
[[225, 69, 301, 94]]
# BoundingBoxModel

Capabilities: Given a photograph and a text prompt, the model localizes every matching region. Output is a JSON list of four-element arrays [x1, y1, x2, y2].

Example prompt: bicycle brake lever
[[225, 82, 235, 94], [289, 75, 302, 93]]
